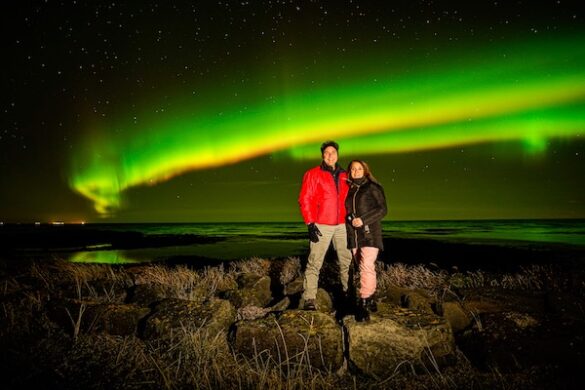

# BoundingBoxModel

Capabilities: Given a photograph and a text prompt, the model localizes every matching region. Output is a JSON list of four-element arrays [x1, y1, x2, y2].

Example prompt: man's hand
[[351, 217, 364, 228], [307, 223, 322, 243]]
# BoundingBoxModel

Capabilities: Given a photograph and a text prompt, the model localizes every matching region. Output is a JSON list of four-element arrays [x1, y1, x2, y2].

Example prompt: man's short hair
[[320, 140, 339, 155]]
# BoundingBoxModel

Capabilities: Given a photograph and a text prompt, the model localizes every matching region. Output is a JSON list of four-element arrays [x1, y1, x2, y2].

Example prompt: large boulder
[[143, 297, 235, 339], [297, 288, 333, 312], [126, 283, 176, 306], [270, 296, 291, 312], [233, 310, 343, 371], [236, 297, 292, 321], [92, 304, 151, 336], [441, 301, 472, 333], [46, 299, 150, 336], [379, 286, 435, 314], [344, 303, 455, 378], [228, 275, 273, 308], [283, 276, 304, 296], [316, 288, 333, 313], [401, 291, 435, 314]]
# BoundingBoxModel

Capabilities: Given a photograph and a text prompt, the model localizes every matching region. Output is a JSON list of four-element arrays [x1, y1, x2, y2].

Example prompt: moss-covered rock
[[92, 304, 151, 336], [212, 273, 238, 295], [143, 297, 235, 339], [233, 310, 343, 371], [46, 299, 150, 336], [316, 288, 333, 313], [344, 303, 455, 378], [401, 291, 434, 314], [270, 296, 291, 312], [441, 301, 472, 333], [283, 275, 304, 296], [126, 283, 175, 306], [229, 275, 273, 308], [379, 286, 435, 314]]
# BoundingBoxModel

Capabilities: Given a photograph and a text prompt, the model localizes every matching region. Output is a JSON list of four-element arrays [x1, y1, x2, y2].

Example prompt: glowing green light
[[287, 104, 585, 157], [69, 251, 141, 264], [70, 37, 585, 214]]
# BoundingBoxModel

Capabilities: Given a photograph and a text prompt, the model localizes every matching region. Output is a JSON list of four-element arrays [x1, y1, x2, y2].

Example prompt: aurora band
[[69, 37, 585, 214]]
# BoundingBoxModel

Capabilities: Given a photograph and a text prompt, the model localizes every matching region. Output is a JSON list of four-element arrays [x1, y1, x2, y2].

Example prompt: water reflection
[[68, 237, 307, 264], [70, 250, 142, 264]]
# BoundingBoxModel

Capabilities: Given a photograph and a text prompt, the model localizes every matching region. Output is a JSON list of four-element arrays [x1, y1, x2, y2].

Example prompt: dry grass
[[377, 263, 450, 297], [0, 257, 573, 389], [51, 325, 339, 390], [51, 258, 130, 284], [1, 276, 23, 297], [135, 264, 206, 301], [135, 264, 199, 287], [277, 257, 302, 286], [200, 263, 238, 294], [377, 262, 557, 295], [451, 264, 555, 291], [234, 256, 272, 277], [132, 262, 240, 302], [29, 261, 56, 289]]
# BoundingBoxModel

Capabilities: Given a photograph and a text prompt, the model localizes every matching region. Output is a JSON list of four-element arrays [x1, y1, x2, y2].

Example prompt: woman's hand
[[352, 217, 363, 228]]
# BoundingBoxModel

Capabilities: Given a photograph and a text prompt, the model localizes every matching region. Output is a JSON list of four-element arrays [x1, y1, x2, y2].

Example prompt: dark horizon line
[[1, 217, 584, 225]]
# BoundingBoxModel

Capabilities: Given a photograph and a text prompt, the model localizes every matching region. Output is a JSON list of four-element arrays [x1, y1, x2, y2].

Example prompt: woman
[[345, 160, 388, 322]]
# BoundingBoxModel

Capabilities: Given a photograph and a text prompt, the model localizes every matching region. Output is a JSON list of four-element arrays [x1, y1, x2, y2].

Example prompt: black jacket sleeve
[[359, 183, 388, 225]]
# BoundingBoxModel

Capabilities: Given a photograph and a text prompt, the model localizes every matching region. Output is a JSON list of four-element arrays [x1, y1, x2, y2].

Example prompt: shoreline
[[2, 234, 584, 272]]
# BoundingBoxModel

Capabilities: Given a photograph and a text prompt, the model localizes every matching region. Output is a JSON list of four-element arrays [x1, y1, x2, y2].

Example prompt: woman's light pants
[[352, 247, 379, 299]]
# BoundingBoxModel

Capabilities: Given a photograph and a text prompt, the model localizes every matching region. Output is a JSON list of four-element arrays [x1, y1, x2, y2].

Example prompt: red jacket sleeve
[[299, 169, 318, 224]]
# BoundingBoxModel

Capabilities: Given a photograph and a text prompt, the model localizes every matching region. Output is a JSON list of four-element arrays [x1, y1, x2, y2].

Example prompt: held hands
[[346, 214, 364, 228], [307, 223, 322, 243]]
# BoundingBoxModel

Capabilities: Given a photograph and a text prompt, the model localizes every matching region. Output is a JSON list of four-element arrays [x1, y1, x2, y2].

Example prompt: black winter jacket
[[345, 178, 388, 250]]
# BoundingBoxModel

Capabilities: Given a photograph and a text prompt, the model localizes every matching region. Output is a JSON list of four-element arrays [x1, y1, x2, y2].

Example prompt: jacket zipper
[[352, 183, 360, 249], [334, 170, 341, 223], [336, 174, 339, 223]]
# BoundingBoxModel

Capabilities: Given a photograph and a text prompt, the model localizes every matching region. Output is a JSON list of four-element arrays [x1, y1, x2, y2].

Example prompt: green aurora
[[69, 37, 585, 215]]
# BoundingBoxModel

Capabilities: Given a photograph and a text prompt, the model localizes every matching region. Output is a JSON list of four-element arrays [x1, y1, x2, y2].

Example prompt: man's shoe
[[303, 299, 316, 311]]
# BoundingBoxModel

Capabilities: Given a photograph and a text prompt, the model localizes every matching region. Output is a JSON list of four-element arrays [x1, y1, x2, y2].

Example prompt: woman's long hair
[[347, 160, 379, 184]]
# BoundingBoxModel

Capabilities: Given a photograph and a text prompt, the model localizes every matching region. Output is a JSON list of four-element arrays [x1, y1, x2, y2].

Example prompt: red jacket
[[299, 165, 349, 225]]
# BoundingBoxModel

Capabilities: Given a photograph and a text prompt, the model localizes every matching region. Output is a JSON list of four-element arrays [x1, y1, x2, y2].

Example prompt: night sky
[[1, 1, 584, 223]]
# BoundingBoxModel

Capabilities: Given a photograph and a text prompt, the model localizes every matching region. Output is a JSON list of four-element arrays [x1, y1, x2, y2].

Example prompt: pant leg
[[359, 247, 379, 298], [302, 223, 335, 300], [331, 223, 353, 293]]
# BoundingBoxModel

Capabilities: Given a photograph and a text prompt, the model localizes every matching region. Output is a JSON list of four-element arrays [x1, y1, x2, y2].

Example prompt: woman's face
[[350, 162, 365, 179]]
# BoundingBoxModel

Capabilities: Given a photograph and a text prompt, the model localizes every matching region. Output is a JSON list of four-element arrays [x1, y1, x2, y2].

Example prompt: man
[[299, 140, 352, 310]]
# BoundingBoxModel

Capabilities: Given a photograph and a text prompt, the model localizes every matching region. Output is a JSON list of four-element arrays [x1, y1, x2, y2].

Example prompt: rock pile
[[30, 257, 471, 376]]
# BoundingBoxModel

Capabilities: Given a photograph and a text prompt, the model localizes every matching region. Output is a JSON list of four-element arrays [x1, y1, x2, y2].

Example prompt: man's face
[[322, 146, 338, 168]]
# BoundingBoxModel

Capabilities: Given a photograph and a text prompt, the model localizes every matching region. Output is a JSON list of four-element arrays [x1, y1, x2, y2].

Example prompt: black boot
[[355, 299, 370, 322], [365, 296, 378, 313]]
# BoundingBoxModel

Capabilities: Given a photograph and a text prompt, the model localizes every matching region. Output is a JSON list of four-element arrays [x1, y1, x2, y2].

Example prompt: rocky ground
[[1, 255, 584, 389]]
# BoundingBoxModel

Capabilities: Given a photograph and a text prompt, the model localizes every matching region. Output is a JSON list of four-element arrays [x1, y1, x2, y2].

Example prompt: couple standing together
[[299, 140, 387, 322]]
